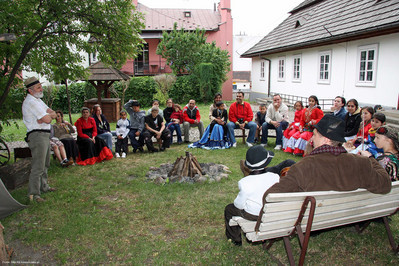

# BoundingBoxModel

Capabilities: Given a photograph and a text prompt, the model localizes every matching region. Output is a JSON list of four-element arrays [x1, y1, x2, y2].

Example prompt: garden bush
[[168, 75, 200, 104]]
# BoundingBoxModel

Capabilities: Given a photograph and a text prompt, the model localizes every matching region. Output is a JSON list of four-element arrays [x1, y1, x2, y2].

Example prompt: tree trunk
[[65, 80, 73, 124]]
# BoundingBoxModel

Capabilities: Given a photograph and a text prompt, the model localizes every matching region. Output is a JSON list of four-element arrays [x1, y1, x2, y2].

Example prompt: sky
[[139, 0, 304, 37]]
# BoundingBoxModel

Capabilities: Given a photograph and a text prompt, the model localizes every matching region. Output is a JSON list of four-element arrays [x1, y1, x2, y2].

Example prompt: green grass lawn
[[1, 103, 399, 264]]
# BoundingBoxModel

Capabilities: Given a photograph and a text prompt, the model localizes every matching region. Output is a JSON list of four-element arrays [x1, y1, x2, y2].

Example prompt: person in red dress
[[284, 95, 324, 156], [74, 107, 113, 165], [282, 101, 304, 150]]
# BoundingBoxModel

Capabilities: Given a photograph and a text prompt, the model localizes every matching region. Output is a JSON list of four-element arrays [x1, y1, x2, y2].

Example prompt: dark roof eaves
[[242, 22, 399, 58]]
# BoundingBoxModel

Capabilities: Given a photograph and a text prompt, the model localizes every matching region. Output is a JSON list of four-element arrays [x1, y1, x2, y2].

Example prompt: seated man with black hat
[[224, 146, 282, 246], [263, 115, 391, 207]]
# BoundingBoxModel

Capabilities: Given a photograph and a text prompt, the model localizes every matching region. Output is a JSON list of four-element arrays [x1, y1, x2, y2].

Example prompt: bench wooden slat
[[248, 207, 398, 242], [259, 203, 398, 232], [265, 182, 399, 202], [262, 193, 399, 223]]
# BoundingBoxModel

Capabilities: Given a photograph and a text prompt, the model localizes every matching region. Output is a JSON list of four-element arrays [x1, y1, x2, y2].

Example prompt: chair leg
[[242, 128, 246, 144], [283, 237, 296, 266], [383, 216, 399, 253]]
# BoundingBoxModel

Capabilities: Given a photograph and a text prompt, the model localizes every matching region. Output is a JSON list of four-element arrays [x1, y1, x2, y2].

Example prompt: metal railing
[[271, 92, 334, 111], [133, 60, 173, 76]]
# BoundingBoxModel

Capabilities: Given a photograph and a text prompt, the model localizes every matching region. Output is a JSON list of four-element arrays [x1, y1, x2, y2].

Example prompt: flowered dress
[[376, 153, 399, 181]]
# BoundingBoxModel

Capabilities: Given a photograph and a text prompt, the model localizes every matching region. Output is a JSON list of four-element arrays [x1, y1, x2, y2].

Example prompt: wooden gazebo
[[84, 61, 131, 121]]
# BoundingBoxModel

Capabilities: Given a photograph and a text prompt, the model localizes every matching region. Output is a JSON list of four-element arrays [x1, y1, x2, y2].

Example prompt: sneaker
[[274, 145, 282, 150], [121, 152, 126, 158], [246, 142, 253, 147], [115, 153, 120, 158], [232, 142, 237, 148], [260, 143, 267, 147]]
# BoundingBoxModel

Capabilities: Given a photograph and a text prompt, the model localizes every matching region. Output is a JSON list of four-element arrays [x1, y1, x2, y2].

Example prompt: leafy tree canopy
[[0, 0, 144, 128], [156, 23, 230, 84]]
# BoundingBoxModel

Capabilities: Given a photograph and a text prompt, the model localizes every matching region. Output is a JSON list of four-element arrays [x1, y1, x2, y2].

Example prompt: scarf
[[310, 144, 347, 156]]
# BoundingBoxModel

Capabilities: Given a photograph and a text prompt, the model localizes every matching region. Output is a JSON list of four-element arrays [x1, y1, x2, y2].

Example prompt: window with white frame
[[260, 60, 265, 79], [278, 57, 285, 81], [318, 51, 331, 84], [293, 55, 301, 81], [356, 44, 378, 86]]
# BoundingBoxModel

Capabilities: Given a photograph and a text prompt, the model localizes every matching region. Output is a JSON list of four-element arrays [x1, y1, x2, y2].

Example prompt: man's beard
[[33, 91, 43, 98]]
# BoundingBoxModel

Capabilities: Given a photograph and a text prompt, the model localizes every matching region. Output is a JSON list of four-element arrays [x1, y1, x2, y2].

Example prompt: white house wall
[[251, 32, 399, 108]]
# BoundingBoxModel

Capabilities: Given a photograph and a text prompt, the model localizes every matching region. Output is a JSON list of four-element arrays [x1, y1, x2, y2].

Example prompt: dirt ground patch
[[3, 236, 56, 265]]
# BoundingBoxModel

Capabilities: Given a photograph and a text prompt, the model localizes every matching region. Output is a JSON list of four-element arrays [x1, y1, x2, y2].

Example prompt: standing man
[[332, 96, 347, 121], [182, 99, 204, 143], [262, 94, 289, 150], [22, 77, 57, 203], [227, 92, 257, 147], [124, 99, 145, 153]]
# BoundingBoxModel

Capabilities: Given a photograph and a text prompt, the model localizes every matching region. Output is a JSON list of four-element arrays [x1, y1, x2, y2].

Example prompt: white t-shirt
[[22, 94, 51, 132], [233, 172, 280, 216]]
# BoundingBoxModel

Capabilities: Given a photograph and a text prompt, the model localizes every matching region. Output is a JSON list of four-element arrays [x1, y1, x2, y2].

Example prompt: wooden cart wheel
[[0, 138, 10, 166]]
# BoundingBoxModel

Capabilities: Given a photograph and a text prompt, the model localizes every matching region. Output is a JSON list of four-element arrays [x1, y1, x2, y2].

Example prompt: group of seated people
[[225, 111, 398, 246]]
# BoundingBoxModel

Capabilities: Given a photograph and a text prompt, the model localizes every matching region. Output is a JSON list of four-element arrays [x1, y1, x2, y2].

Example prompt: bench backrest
[[252, 181, 399, 241]]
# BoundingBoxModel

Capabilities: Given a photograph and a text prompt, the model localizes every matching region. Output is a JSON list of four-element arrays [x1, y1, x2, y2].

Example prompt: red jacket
[[356, 122, 372, 139], [75, 117, 97, 138], [170, 110, 183, 124], [228, 101, 253, 123], [300, 107, 324, 129], [183, 105, 201, 124]]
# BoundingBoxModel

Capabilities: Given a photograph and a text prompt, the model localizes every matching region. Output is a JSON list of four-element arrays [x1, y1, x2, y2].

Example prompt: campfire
[[146, 152, 231, 184], [168, 152, 204, 179]]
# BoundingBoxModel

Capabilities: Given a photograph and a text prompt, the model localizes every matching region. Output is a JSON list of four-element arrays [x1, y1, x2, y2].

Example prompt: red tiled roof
[[137, 3, 220, 31]]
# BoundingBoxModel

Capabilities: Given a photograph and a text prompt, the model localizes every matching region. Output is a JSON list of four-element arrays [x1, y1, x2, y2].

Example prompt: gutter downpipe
[[261, 56, 271, 97]]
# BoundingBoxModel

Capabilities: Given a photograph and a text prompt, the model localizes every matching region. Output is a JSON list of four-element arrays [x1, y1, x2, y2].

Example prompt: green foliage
[[123, 77, 158, 108], [0, 83, 24, 133], [153, 74, 176, 104], [156, 24, 207, 75], [156, 23, 230, 103], [168, 75, 200, 104], [0, 0, 144, 122], [47, 83, 97, 113], [197, 63, 214, 103]]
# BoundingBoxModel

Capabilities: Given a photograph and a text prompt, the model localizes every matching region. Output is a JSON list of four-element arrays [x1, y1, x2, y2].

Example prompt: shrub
[[168, 75, 200, 104], [122, 76, 157, 108], [48, 82, 97, 113]]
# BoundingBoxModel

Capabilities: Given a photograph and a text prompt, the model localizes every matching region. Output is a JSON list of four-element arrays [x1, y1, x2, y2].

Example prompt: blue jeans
[[128, 129, 144, 149], [97, 131, 113, 150], [261, 121, 288, 145], [227, 121, 257, 144], [167, 122, 182, 143]]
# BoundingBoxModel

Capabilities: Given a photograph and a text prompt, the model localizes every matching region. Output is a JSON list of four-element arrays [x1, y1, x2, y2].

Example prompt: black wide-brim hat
[[245, 145, 274, 170], [314, 114, 346, 142]]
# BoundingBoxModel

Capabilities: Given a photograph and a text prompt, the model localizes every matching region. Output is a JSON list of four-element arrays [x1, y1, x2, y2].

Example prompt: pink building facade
[[122, 0, 233, 100]]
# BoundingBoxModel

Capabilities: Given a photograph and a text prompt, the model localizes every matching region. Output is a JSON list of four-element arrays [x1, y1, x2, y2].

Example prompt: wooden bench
[[230, 181, 399, 265], [234, 128, 277, 144]]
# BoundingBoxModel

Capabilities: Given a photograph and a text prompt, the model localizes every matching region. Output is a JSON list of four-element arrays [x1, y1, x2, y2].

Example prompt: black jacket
[[344, 111, 361, 137], [211, 109, 228, 124], [145, 114, 164, 131]]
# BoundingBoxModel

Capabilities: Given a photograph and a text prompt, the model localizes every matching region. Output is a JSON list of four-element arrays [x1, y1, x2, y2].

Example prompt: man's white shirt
[[233, 172, 280, 216], [22, 94, 51, 132]]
